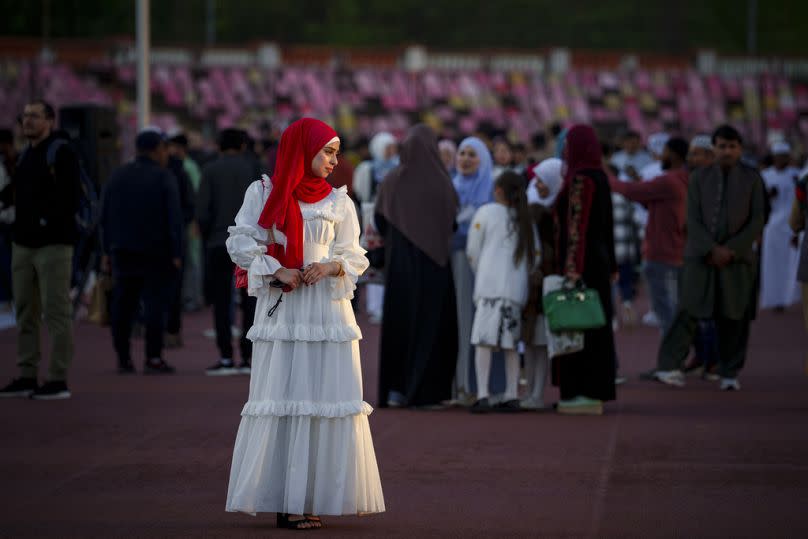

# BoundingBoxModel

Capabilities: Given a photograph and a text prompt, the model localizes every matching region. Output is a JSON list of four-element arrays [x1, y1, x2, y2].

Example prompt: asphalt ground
[[1, 293, 807, 538]]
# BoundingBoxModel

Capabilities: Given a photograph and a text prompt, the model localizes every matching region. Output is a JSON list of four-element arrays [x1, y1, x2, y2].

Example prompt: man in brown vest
[[653, 125, 766, 391]]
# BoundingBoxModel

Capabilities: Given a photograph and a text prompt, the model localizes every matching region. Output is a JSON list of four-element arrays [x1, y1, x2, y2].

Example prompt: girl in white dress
[[466, 171, 538, 413], [225, 118, 385, 530]]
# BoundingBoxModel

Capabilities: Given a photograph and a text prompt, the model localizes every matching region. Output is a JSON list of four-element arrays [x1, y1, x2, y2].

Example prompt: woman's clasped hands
[[274, 262, 342, 290]]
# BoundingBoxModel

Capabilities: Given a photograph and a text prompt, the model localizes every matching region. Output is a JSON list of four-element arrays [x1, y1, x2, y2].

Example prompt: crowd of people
[[357, 121, 808, 413], [0, 98, 806, 408]]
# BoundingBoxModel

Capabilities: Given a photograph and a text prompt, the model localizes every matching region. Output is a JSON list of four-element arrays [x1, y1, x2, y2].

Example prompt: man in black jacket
[[0, 100, 80, 400], [101, 129, 183, 374], [197, 128, 257, 375]]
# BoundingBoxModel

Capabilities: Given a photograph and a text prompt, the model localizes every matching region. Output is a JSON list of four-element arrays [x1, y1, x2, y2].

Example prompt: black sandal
[[470, 397, 491, 414], [494, 399, 523, 413], [277, 513, 321, 530]]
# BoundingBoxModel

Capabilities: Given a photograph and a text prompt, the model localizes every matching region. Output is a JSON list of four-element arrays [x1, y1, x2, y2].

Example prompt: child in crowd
[[520, 158, 564, 409], [466, 171, 538, 413]]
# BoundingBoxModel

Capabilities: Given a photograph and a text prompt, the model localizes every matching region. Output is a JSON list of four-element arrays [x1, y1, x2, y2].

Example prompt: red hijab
[[236, 118, 336, 289], [563, 124, 603, 187]]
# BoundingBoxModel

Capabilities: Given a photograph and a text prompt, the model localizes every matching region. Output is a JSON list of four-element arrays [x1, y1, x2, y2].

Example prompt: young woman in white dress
[[224, 118, 385, 530]]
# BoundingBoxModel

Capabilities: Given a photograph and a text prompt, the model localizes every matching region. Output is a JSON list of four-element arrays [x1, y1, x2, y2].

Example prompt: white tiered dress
[[224, 176, 385, 516]]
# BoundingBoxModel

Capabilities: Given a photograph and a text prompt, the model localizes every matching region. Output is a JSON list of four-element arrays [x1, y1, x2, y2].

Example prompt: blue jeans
[[643, 261, 681, 334]]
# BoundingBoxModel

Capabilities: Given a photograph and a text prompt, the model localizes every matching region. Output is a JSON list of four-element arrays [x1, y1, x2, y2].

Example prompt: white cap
[[771, 141, 791, 155], [648, 132, 670, 157], [690, 135, 713, 151]]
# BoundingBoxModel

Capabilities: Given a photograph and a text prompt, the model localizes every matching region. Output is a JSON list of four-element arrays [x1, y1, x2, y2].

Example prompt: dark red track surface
[[1, 296, 807, 538]]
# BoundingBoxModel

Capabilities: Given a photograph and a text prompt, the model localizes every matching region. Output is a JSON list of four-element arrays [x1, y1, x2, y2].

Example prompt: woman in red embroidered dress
[[553, 124, 618, 415]]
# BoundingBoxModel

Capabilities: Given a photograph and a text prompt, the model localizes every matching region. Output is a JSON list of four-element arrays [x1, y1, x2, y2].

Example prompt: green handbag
[[542, 280, 607, 332]]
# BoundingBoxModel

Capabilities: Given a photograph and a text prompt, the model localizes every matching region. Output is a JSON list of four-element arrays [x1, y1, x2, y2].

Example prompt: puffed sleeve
[[226, 176, 284, 297], [329, 187, 369, 300]]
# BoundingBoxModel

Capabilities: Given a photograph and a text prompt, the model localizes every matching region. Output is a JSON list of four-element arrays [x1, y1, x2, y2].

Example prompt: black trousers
[[166, 254, 184, 335], [110, 259, 174, 365], [207, 246, 256, 361]]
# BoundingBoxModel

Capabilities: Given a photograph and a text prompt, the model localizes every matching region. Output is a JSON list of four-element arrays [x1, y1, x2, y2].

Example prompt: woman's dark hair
[[495, 171, 535, 269], [712, 124, 743, 145]]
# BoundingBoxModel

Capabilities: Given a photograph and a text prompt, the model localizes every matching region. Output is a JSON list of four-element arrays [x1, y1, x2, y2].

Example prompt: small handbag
[[542, 278, 606, 332]]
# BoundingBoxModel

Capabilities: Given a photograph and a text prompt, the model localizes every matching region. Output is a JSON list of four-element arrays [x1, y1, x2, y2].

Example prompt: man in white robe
[[760, 141, 803, 310]]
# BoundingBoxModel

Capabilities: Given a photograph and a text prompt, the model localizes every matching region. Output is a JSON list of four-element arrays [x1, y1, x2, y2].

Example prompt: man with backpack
[[0, 100, 80, 400]]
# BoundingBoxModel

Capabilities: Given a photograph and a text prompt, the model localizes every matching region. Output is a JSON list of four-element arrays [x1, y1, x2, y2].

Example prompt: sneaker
[[642, 310, 660, 327], [205, 360, 238, 376], [118, 361, 136, 375], [653, 370, 686, 387], [386, 390, 407, 408], [720, 378, 741, 391], [238, 360, 251, 375], [30, 381, 71, 400], [557, 396, 603, 415], [143, 358, 176, 375], [0, 377, 39, 398]]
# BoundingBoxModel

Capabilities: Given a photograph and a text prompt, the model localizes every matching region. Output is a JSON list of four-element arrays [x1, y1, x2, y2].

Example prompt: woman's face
[[456, 146, 481, 176], [383, 143, 398, 161], [311, 140, 340, 178], [535, 179, 551, 198], [493, 142, 512, 166]]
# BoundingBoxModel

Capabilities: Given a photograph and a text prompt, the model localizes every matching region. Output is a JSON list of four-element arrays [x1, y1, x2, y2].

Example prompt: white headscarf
[[369, 132, 397, 162], [369, 132, 398, 183], [528, 158, 564, 208]]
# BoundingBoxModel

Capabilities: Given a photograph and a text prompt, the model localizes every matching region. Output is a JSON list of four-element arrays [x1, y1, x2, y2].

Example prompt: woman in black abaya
[[374, 124, 459, 408]]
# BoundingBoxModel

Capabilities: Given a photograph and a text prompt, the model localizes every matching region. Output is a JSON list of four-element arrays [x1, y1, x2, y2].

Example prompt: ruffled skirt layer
[[226, 338, 385, 516]]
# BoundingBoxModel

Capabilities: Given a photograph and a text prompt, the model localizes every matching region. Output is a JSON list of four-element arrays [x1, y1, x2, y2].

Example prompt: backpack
[[44, 138, 100, 236]]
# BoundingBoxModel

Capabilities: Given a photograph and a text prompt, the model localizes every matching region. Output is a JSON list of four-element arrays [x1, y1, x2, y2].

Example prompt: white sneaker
[[653, 370, 686, 387], [720, 378, 741, 391], [642, 310, 660, 327]]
